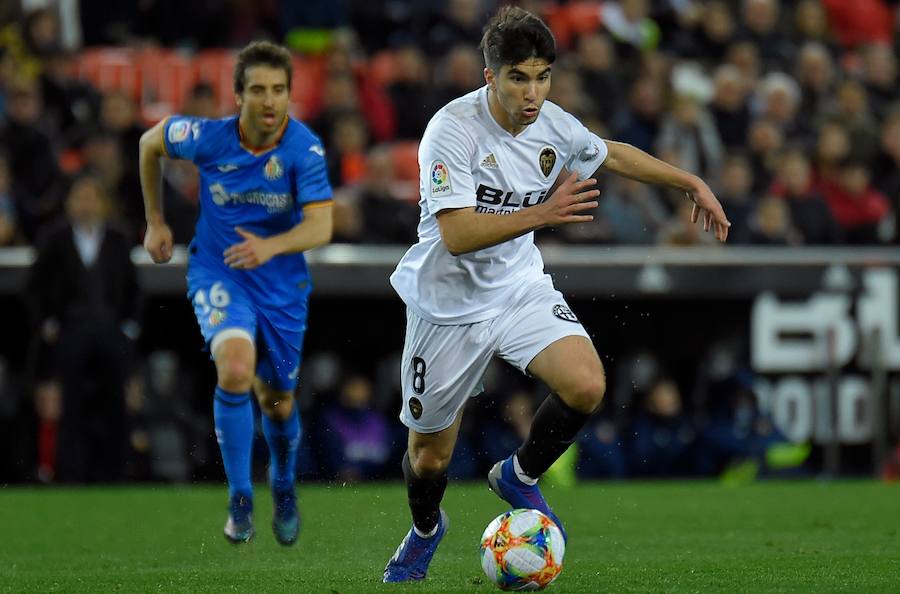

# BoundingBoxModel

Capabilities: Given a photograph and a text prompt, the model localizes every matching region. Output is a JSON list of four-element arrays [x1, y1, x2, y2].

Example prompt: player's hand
[[144, 221, 174, 263], [540, 171, 600, 227], [688, 182, 731, 242], [224, 227, 277, 270]]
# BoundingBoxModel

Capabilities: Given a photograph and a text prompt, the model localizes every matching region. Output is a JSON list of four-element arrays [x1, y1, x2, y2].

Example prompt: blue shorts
[[187, 268, 311, 392]]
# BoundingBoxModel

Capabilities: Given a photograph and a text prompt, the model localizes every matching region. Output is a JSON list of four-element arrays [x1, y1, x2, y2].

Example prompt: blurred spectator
[[792, 0, 838, 53], [831, 78, 879, 161], [710, 64, 751, 148], [37, 47, 101, 150], [658, 200, 719, 245], [547, 65, 595, 120], [859, 44, 898, 121], [325, 110, 370, 187], [746, 117, 784, 193], [81, 128, 144, 243], [872, 107, 900, 238], [738, 0, 795, 71], [794, 42, 837, 129], [813, 119, 851, 183], [748, 194, 800, 245], [714, 152, 755, 244], [0, 77, 65, 241], [613, 76, 663, 153], [602, 0, 662, 62], [593, 177, 669, 244], [423, 0, 485, 58], [0, 152, 22, 246], [698, 371, 796, 476], [387, 45, 432, 140], [356, 145, 419, 244], [481, 390, 536, 471], [22, 7, 62, 56], [27, 173, 140, 482], [755, 72, 810, 143], [770, 147, 843, 244], [822, 157, 892, 244], [628, 378, 697, 476], [574, 33, 621, 123], [319, 374, 391, 481], [430, 44, 484, 110], [656, 92, 723, 179], [675, 0, 737, 67], [577, 406, 627, 479], [99, 90, 145, 181], [725, 40, 762, 86]]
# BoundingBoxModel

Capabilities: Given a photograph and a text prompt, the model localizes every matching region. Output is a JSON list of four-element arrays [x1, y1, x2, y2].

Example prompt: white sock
[[414, 523, 439, 538], [513, 454, 539, 486]]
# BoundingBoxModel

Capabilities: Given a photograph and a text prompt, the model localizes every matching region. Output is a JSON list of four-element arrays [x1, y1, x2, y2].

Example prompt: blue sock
[[262, 405, 301, 493], [213, 387, 254, 500]]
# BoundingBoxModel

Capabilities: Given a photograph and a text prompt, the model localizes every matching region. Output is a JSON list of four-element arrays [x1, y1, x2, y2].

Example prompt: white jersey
[[390, 86, 609, 325]]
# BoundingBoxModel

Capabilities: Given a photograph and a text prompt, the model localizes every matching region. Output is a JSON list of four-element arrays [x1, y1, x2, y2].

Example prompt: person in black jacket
[[28, 172, 140, 482]]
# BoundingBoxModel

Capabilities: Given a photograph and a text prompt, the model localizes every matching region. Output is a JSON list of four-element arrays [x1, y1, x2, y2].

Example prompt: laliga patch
[[580, 142, 601, 161], [552, 304, 578, 323], [539, 146, 557, 177], [264, 155, 284, 181], [168, 119, 191, 143], [408, 397, 424, 420], [430, 160, 452, 196], [308, 144, 325, 157]]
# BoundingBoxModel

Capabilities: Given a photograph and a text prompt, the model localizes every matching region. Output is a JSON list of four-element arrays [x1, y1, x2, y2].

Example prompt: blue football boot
[[383, 509, 449, 583], [223, 494, 254, 544], [488, 454, 567, 542], [272, 488, 299, 546]]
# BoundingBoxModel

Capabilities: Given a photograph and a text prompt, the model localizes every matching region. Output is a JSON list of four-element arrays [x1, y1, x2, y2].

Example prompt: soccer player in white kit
[[383, 6, 730, 582]]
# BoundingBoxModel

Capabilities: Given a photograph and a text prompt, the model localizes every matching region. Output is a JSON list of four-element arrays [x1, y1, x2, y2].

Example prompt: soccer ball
[[479, 509, 565, 591]]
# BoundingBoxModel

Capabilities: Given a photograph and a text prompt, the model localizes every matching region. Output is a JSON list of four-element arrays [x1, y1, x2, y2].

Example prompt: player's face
[[485, 58, 552, 132], [236, 65, 290, 136]]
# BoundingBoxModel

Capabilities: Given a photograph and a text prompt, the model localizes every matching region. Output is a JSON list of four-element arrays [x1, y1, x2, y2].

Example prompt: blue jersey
[[163, 115, 332, 308]]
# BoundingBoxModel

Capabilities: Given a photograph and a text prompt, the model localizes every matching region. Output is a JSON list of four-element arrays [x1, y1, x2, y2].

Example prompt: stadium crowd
[[2, 0, 898, 483]]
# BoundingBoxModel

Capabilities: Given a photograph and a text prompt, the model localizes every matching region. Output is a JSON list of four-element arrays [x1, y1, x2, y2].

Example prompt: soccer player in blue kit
[[138, 41, 333, 545]]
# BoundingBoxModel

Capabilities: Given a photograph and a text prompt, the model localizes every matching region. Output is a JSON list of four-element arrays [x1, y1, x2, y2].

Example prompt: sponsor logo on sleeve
[[430, 160, 452, 196], [168, 120, 191, 143], [579, 142, 601, 161]]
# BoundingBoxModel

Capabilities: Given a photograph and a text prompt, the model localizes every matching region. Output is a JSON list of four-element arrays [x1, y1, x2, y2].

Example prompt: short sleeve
[[420, 117, 477, 214], [565, 117, 608, 180], [162, 116, 209, 162], [294, 140, 333, 207]]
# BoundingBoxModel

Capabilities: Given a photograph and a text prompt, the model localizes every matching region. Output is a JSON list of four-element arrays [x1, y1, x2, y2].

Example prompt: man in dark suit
[[28, 172, 140, 482]]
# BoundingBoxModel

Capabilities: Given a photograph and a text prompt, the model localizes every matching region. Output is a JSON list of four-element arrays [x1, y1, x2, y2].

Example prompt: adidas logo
[[480, 154, 498, 169]]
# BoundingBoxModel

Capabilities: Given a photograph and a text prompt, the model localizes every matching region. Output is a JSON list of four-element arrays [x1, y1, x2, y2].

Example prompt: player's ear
[[234, 93, 243, 107], [484, 67, 494, 90]]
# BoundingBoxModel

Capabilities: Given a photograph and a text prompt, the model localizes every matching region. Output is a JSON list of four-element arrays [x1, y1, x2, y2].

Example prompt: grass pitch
[[1, 481, 897, 593]]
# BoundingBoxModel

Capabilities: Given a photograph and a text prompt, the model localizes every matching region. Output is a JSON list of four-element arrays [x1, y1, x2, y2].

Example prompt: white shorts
[[399, 278, 591, 433]]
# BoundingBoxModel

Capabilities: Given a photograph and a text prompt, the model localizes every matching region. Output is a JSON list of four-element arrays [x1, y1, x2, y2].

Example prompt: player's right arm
[[139, 119, 174, 263], [436, 172, 599, 256]]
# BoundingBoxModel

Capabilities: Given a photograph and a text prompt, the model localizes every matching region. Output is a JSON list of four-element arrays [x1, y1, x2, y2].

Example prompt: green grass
[[1, 481, 897, 593]]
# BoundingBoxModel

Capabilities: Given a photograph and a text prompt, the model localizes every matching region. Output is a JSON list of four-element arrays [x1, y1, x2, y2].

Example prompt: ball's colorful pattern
[[480, 509, 565, 591]]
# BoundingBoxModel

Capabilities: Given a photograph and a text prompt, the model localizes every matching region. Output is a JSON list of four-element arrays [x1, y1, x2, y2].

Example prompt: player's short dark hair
[[480, 6, 556, 72], [233, 41, 293, 94]]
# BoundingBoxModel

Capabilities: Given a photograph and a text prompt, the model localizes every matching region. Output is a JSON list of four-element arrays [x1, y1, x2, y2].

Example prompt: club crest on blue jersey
[[264, 155, 284, 181]]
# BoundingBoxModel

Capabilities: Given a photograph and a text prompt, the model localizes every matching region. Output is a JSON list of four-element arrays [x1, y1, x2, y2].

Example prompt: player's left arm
[[223, 202, 333, 270], [600, 140, 731, 242]]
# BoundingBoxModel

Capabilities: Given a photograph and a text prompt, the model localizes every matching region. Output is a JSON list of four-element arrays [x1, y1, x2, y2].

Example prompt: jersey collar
[[238, 116, 289, 156]]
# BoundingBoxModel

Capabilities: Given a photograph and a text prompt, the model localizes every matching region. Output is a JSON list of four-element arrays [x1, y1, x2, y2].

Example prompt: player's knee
[[257, 387, 294, 419], [217, 358, 254, 393], [410, 448, 451, 478], [563, 370, 606, 413]]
